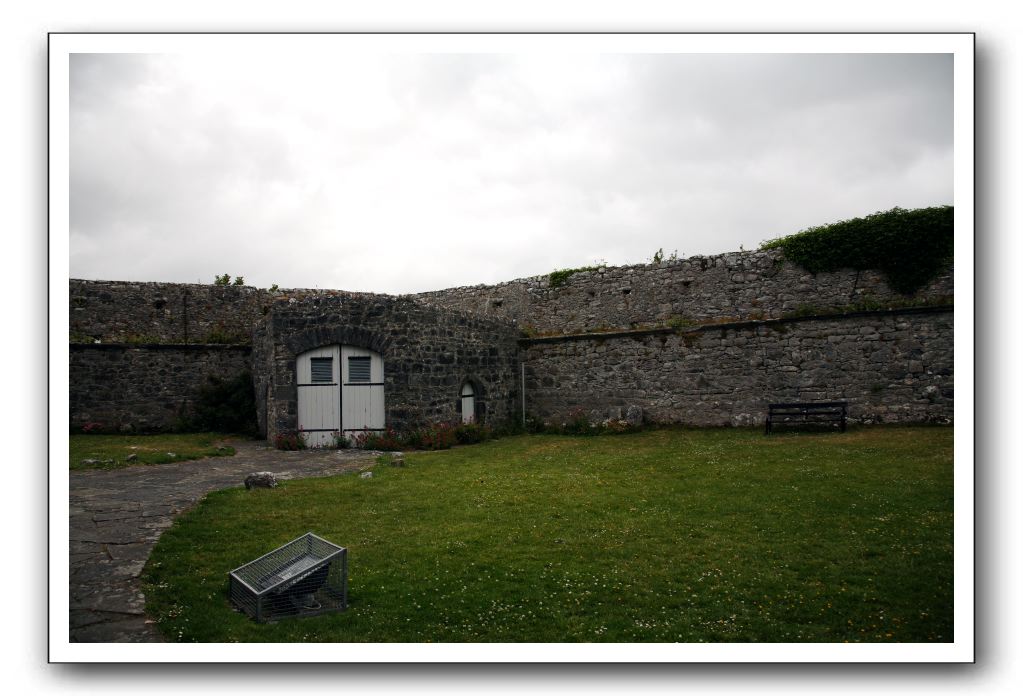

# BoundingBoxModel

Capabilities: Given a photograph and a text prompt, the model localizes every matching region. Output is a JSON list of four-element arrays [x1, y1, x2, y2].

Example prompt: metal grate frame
[[228, 532, 348, 623]]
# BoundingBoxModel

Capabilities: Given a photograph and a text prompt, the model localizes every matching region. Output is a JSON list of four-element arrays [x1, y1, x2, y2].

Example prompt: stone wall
[[70, 250, 954, 343], [522, 307, 953, 427], [70, 280, 270, 344], [68, 246, 955, 435], [69, 344, 252, 432], [416, 249, 954, 334], [254, 291, 522, 442]]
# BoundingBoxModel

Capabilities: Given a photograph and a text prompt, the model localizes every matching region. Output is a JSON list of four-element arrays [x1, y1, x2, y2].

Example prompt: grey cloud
[[385, 53, 515, 111], [71, 54, 303, 281], [69, 51, 953, 293], [70, 53, 157, 111]]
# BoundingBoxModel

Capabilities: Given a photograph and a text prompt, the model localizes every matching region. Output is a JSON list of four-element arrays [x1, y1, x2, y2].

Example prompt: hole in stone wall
[[622, 288, 631, 295]]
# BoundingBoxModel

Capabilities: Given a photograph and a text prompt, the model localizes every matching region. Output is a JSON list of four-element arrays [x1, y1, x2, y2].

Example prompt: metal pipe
[[182, 290, 189, 344], [521, 361, 526, 426]]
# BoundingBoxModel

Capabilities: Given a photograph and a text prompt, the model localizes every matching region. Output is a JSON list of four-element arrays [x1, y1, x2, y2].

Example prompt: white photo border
[[50, 31, 974, 664]]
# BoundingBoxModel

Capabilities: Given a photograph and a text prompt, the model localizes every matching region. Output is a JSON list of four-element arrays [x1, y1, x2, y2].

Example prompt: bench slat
[[765, 401, 847, 434]]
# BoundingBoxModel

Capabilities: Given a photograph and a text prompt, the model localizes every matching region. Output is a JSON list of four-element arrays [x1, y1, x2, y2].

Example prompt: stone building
[[251, 291, 521, 445]]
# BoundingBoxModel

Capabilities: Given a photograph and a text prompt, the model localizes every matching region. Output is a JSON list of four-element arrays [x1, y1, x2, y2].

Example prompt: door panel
[[341, 346, 385, 437], [296, 345, 340, 448]]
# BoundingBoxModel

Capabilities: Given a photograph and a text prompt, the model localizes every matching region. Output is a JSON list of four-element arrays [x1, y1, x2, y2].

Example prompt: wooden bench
[[765, 401, 847, 434]]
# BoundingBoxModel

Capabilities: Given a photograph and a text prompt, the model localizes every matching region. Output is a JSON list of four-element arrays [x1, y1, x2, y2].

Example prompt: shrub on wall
[[548, 263, 605, 289], [350, 422, 495, 451], [274, 430, 307, 450], [404, 422, 459, 450], [453, 422, 493, 444], [184, 371, 258, 436], [353, 428, 405, 451], [354, 423, 458, 451], [760, 206, 953, 294], [213, 274, 245, 286]]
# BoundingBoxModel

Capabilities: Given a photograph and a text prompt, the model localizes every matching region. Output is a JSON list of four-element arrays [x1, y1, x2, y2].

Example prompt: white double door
[[296, 345, 384, 447]]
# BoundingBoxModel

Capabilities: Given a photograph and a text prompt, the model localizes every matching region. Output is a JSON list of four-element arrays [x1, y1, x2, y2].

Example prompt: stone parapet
[[416, 249, 953, 333]]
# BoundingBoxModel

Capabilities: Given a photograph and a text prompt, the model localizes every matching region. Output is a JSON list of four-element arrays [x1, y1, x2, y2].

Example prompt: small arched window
[[460, 382, 475, 424]]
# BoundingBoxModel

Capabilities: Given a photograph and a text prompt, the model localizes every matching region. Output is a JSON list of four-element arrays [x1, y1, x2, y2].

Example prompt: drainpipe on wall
[[521, 361, 526, 427], [182, 290, 189, 344]]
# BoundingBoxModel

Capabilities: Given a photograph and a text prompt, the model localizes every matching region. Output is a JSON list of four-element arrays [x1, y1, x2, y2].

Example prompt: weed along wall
[[520, 307, 953, 427], [252, 291, 522, 444], [70, 343, 252, 432]]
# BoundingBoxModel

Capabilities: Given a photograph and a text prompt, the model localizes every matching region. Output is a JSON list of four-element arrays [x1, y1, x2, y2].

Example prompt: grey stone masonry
[[523, 307, 953, 427], [253, 290, 522, 441], [416, 249, 953, 334], [70, 344, 252, 432], [70, 279, 269, 344]]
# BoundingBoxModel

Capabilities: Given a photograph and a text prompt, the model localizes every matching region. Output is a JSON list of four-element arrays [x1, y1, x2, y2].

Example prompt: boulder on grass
[[244, 472, 278, 490]]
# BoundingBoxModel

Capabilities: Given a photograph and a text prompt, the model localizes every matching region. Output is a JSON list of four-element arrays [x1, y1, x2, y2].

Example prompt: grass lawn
[[70, 432, 237, 470], [142, 427, 953, 642]]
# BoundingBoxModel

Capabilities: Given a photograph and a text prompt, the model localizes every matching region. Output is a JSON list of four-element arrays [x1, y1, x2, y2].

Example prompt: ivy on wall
[[760, 206, 953, 294], [548, 264, 604, 289]]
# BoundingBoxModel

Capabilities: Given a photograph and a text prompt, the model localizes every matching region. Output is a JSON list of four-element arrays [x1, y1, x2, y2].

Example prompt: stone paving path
[[69, 440, 377, 642]]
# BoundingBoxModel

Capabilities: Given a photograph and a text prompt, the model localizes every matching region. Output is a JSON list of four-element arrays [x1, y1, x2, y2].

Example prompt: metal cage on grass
[[229, 532, 348, 623]]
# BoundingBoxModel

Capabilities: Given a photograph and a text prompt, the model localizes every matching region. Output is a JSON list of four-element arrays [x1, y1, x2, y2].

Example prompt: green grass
[[141, 427, 954, 642], [70, 432, 236, 470]]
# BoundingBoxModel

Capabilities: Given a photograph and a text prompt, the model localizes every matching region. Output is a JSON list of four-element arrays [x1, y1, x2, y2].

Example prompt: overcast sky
[[69, 50, 953, 294]]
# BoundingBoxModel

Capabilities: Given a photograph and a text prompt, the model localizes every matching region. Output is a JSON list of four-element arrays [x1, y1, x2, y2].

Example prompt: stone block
[[625, 405, 643, 426], [244, 472, 278, 489]]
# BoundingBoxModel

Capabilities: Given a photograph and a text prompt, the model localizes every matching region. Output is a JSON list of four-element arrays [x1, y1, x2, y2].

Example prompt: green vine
[[122, 333, 162, 345], [760, 206, 953, 294], [782, 295, 953, 320], [202, 328, 250, 344], [548, 264, 604, 289], [69, 330, 97, 344]]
